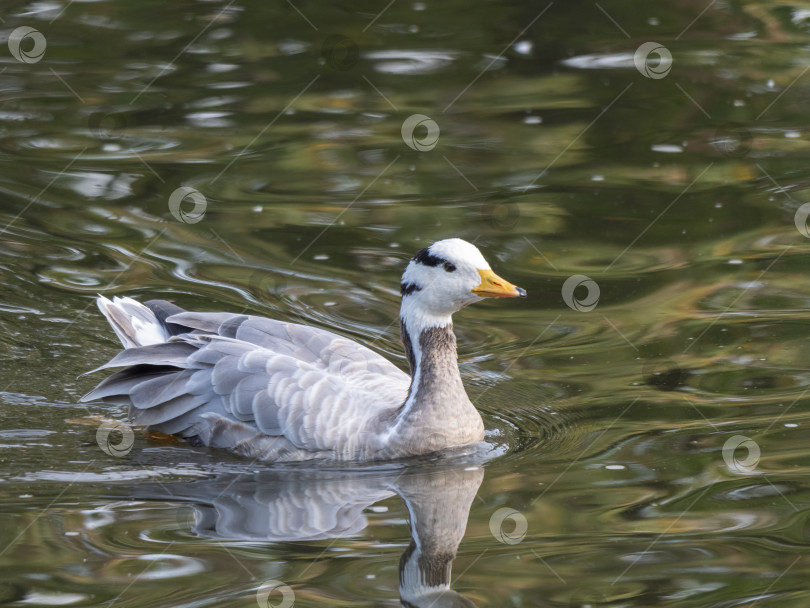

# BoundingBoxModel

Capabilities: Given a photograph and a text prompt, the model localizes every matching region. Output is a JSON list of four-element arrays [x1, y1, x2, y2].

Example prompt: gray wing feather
[[148, 400, 225, 436], [90, 342, 197, 372], [85, 308, 410, 459], [185, 368, 217, 396], [82, 367, 176, 401], [164, 311, 239, 333], [252, 390, 281, 434], [211, 352, 253, 396], [230, 375, 271, 420], [132, 393, 208, 426], [129, 371, 194, 410]]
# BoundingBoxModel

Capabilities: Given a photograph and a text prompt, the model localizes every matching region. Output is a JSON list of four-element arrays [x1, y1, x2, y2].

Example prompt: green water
[[3, 0, 810, 606]]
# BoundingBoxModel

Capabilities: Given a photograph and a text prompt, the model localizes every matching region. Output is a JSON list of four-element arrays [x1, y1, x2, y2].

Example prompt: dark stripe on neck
[[400, 282, 422, 296], [416, 326, 457, 384], [399, 321, 458, 410], [412, 247, 445, 267], [400, 317, 416, 376]]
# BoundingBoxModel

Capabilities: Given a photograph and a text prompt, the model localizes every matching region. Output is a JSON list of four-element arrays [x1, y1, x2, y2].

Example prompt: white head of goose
[[82, 238, 526, 462]]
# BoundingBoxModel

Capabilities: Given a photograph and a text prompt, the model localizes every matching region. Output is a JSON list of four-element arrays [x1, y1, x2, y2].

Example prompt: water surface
[[2, 1, 810, 606]]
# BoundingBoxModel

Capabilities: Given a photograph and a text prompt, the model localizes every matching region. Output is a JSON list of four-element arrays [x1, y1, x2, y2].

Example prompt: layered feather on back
[[82, 297, 410, 461]]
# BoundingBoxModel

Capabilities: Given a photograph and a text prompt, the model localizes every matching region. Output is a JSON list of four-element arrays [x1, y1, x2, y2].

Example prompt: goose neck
[[400, 314, 460, 402], [398, 311, 476, 451], [392, 302, 484, 453]]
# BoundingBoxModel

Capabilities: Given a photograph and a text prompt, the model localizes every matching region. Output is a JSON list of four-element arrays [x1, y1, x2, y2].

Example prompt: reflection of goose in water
[[396, 467, 482, 608], [140, 463, 483, 607], [82, 238, 525, 462]]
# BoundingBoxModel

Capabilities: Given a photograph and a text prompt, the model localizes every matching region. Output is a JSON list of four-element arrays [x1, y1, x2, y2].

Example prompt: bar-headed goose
[[82, 238, 526, 462]]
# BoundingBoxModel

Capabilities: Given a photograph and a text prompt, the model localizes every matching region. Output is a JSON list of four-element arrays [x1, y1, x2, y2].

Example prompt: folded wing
[[83, 302, 410, 460]]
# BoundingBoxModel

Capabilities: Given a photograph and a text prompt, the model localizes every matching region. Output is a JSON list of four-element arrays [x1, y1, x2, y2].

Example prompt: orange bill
[[472, 269, 527, 298]]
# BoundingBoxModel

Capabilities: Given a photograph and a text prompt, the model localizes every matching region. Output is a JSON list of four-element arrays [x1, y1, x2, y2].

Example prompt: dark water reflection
[[3, 0, 810, 606], [138, 463, 484, 608]]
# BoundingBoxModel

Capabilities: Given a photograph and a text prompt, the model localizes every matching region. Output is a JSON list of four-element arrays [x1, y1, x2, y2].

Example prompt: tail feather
[[80, 365, 177, 401], [96, 296, 171, 348], [144, 299, 190, 338]]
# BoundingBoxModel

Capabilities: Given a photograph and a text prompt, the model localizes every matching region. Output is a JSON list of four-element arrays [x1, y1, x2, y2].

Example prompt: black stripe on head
[[412, 247, 445, 267], [401, 282, 422, 296]]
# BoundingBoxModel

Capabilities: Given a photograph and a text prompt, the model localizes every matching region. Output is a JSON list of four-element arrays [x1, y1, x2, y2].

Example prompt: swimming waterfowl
[[82, 238, 526, 462]]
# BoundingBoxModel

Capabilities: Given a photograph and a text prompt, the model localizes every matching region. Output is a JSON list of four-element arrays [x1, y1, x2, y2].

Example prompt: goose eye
[[443, 262, 456, 273]]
